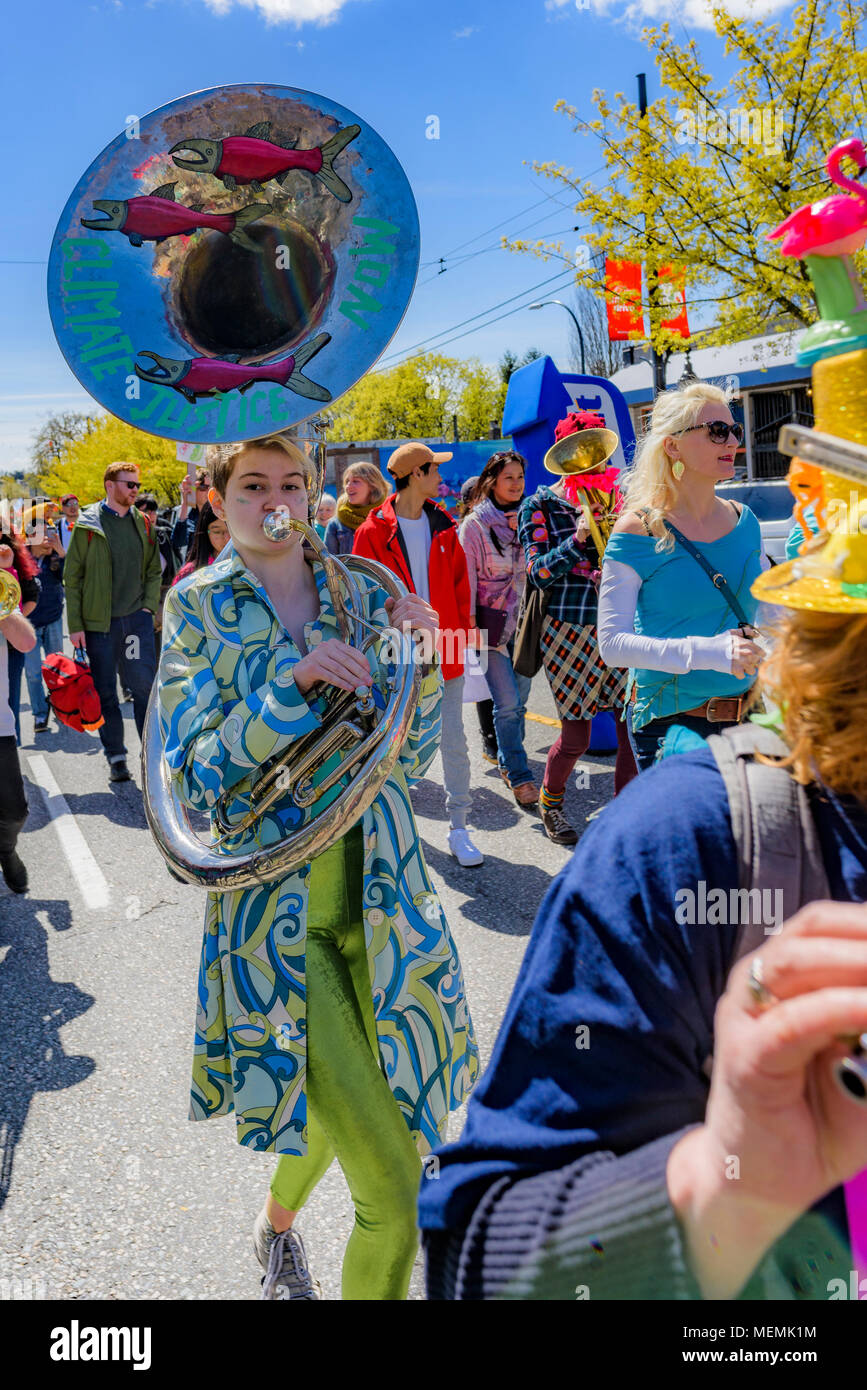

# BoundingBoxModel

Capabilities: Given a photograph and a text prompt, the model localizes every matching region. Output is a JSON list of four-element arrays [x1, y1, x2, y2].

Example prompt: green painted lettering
[[81, 334, 134, 362], [128, 393, 163, 422], [248, 392, 268, 426], [213, 394, 233, 439], [64, 300, 121, 323], [63, 282, 120, 296], [62, 238, 111, 264], [352, 216, 400, 234], [353, 259, 390, 287], [338, 281, 383, 329], [269, 388, 290, 424], [154, 398, 191, 429], [91, 358, 132, 380]]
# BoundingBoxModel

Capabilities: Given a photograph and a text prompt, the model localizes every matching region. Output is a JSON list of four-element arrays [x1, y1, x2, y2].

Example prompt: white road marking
[[26, 754, 111, 909]]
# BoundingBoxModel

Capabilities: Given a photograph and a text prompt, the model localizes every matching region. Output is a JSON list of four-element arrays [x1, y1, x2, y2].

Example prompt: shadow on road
[[420, 841, 554, 937], [0, 895, 95, 1210], [61, 787, 150, 830]]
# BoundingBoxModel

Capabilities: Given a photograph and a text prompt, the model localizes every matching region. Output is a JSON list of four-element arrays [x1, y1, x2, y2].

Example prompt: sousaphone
[[48, 84, 422, 889]]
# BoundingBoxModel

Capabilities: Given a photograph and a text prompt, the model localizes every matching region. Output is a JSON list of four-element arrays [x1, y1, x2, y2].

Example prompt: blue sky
[[1, 0, 793, 471]]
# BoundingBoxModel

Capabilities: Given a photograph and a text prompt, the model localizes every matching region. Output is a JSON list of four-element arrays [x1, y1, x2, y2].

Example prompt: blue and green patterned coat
[[158, 542, 479, 1156]]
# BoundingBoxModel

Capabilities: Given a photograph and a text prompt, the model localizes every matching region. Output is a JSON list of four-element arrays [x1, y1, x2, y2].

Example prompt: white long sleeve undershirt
[[597, 553, 771, 675]]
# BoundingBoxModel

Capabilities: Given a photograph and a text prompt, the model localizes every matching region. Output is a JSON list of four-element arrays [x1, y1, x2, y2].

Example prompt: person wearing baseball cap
[[57, 494, 79, 552], [353, 442, 484, 867]]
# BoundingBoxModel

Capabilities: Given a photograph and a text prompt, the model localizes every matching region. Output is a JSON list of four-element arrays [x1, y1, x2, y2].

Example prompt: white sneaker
[[448, 827, 484, 867]]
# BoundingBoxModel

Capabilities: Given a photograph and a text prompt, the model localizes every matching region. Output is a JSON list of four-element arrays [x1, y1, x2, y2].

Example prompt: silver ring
[[747, 956, 776, 1012]]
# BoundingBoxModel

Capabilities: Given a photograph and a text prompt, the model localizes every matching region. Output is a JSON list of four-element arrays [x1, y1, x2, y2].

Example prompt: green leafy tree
[[508, 0, 867, 359], [38, 413, 182, 505], [456, 362, 507, 440], [498, 349, 521, 384], [328, 353, 505, 443]]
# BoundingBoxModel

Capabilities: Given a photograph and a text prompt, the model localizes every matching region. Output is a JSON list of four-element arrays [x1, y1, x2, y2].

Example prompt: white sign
[[176, 442, 206, 464], [561, 381, 631, 472]]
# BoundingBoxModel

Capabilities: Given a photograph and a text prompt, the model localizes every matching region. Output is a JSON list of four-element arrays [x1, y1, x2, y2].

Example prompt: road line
[[526, 711, 560, 727], [26, 754, 111, 910]]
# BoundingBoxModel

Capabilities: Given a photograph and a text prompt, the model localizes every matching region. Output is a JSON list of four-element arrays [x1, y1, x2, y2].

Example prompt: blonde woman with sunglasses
[[598, 383, 769, 772]]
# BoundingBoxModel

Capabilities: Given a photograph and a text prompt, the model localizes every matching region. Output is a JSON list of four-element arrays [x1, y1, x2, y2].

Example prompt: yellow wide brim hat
[[752, 486, 867, 614], [543, 428, 619, 476], [752, 344, 867, 614]]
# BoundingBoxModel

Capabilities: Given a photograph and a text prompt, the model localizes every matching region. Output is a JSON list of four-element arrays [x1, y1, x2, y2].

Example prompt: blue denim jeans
[[23, 617, 64, 724], [484, 642, 532, 787], [626, 703, 740, 774], [84, 610, 156, 763]]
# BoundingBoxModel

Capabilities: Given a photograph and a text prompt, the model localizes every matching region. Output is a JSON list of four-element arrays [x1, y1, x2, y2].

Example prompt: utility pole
[[637, 74, 667, 398]]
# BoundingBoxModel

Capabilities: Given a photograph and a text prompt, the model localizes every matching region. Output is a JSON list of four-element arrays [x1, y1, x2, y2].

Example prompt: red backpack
[[42, 650, 104, 732]]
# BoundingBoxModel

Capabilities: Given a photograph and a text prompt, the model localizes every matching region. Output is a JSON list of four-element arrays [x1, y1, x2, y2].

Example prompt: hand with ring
[[666, 901, 867, 1299]]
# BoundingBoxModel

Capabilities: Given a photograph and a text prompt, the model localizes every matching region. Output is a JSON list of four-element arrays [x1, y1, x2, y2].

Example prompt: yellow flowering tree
[[509, 0, 867, 357], [37, 413, 183, 505]]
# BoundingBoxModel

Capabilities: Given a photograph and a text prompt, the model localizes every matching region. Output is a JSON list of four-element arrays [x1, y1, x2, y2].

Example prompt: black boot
[[109, 759, 131, 783], [0, 851, 28, 894]]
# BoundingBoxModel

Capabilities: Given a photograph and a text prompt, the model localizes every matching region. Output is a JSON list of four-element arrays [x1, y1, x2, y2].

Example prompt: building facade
[[610, 333, 813, 480]]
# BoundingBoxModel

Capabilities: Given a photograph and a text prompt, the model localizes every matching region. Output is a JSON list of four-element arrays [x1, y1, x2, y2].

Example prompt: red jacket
[[352, 494, 471, 681]]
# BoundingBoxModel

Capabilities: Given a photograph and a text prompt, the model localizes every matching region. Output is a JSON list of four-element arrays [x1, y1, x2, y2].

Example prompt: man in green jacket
[[64, 461, 161, 784]]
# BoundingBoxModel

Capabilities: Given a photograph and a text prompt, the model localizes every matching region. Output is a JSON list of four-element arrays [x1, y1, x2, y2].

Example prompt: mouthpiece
[[262, 509, 298, 542]]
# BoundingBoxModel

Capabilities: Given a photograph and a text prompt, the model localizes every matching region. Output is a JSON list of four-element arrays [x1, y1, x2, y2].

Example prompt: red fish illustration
[[134, 333, 332, 404], [80, 182, 269, 251], [169, 122, 360, 202]]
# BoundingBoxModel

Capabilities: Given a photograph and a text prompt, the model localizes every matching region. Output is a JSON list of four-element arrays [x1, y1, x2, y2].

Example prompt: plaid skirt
[[540, 617, 629, 721]]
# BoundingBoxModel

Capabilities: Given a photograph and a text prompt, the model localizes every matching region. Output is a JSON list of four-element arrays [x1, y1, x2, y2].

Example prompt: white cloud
[[545, 0, 792, 28], [454, 25, 479, 37], [201, 0, 354, 25]]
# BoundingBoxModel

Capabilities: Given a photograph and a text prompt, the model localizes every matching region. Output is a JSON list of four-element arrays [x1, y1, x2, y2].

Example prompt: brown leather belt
[[630, 686, 753, 723]]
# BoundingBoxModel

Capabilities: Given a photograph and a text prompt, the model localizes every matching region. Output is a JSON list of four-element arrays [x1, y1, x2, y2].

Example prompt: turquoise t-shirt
[[604, 506, 763, 730]]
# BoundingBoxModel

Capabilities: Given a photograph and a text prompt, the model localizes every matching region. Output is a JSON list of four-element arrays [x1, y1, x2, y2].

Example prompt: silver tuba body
[[142, 503, 423, 891]]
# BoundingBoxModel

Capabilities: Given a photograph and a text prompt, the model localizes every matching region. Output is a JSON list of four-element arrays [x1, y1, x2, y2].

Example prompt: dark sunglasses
[[672, 420, 744, 445], [118, 480, 141, 490]]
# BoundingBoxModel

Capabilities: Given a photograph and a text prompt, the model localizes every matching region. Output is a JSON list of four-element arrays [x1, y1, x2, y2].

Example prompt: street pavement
[[0, 670, 620, 1301]]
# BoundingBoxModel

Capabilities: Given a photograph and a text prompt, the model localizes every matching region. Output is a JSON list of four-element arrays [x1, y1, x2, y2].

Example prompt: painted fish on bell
[[80, 183, 269, 251], [134, 332, 332, 404], [169, 121, 360, 202]]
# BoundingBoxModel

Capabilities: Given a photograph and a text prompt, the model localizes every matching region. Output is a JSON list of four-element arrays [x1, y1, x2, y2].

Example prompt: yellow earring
[[672, 459, 685, 481]]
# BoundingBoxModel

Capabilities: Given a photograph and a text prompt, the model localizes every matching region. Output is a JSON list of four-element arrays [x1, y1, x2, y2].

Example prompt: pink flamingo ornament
[[768, 138, 867, 257]]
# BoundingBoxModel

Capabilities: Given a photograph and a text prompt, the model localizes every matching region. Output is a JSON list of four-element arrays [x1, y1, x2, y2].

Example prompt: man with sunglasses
[[63, 462, 161, 784]]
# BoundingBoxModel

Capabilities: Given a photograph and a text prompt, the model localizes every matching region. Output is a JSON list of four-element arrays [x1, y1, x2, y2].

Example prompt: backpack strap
[[707, 723, 830, 962]]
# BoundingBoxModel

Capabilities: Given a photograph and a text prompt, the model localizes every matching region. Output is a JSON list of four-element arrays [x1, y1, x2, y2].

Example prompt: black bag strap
[[663, 516, 751, 630]]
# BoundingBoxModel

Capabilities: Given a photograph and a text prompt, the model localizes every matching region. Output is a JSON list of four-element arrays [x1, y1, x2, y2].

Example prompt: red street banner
[[605, 258, 645, 341], [658, 264, 690, 339]]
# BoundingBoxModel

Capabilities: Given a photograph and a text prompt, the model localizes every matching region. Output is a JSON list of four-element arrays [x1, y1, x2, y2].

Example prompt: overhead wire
[[375, 267, 578, 370]]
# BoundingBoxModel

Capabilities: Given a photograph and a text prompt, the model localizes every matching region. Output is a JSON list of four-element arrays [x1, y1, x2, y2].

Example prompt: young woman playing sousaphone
[[157, 433, 479, 1301]]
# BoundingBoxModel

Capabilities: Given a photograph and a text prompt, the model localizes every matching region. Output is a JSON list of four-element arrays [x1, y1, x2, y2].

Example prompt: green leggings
[[270, 823, 422, 1300]]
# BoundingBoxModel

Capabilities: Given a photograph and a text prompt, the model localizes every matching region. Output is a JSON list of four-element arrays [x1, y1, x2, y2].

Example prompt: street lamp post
[[529, 300, 586, 375]]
